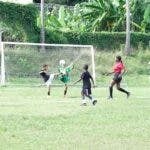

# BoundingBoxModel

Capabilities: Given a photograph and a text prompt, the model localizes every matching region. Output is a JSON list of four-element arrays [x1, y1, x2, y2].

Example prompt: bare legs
[[47, 85, 51, 95], [109, 80, 116, 98], [109, 80, 130, 99], [64, 84, 68, 97]]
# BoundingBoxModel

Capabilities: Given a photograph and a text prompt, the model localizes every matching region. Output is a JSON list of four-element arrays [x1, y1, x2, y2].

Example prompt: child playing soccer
[[106, 55, 130, 99], [39, 64, 59, 96], [58, 60, 74, 97], [74, 64, 97, 106]]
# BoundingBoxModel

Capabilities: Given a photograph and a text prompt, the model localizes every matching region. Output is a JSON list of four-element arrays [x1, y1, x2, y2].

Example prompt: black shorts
[[82, 88, 92, 95], [113, 73, 122, 83]]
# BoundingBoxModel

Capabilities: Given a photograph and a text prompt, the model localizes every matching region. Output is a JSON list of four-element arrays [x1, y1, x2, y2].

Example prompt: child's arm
[[74, 72, 84, 85], [90, 75, 96, 87], [106, 71, 114, 76], [39, 70, 45, 74], [66, 63, 74, 72], [73, 78, 82, 85]]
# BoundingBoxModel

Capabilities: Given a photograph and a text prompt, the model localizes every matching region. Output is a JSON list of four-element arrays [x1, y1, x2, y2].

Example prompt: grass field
[[0, 85, 150, 150]]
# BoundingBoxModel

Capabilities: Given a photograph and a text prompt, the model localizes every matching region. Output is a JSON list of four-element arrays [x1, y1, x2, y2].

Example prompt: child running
[[74, 64, 97, 106], [58, 60, 74, 97], [39, 64, 59, 96], [106, 55, 130, 99]]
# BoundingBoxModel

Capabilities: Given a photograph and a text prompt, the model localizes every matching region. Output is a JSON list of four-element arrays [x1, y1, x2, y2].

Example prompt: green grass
[[6, 74, 150, 87], [0, 86, 150, 150]]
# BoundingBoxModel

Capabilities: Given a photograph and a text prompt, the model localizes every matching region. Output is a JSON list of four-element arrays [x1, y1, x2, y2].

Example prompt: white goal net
[[0, 42, 96, 86]]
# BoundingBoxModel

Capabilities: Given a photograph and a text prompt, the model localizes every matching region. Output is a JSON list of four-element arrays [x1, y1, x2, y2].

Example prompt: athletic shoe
[[127, 92, 130, 99], [47, 91, 50, 96], [92, 100, 97, 105], [107, 96, 113, 100], [80, 103, 87, 106]]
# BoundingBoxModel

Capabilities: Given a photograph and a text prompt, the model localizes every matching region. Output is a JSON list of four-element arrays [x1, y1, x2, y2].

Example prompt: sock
[[82, 96, 86, 104]]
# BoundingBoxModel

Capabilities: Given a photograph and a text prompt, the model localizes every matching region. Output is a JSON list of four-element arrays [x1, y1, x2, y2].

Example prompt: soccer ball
[[59, 60, 66, 66]]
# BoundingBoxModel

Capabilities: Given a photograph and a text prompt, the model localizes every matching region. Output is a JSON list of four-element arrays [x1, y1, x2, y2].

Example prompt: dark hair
[[116, 56, 122, 63], [83, 64, 88, 70]]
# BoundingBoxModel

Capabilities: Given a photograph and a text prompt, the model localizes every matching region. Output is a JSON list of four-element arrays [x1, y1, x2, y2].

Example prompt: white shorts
[[45, 74, 55, 86]]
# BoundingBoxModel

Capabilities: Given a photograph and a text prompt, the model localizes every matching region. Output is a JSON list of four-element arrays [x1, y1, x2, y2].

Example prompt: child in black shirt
[[74, 64, 97, 106]]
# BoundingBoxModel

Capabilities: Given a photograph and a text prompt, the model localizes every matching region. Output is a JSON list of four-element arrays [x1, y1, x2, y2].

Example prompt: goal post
[[0, 31, 5, 86], [0, 42, 96, 86], [0, 41, 5, 86]]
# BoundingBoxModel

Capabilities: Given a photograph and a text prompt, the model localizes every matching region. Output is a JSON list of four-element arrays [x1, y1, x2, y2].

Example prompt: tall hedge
[[45, 31, 150, 50], [0, 1, 39, 42], [33, 0, 87, 5]]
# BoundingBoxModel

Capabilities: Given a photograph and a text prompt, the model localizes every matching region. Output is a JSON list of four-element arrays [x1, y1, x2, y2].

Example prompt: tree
[[131, 0, 150, 32], [42, 0, 150, 33], [44, 5, 87, 32], [81, 0, 125, 32], [125, 0, 131, 55]]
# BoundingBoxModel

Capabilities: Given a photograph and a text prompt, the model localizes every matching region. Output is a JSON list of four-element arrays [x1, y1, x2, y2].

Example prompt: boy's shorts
[[45, 74, 55, 86]]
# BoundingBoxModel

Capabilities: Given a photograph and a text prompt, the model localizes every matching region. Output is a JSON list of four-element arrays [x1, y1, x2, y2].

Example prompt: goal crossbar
[[3, 42, 93, 48]]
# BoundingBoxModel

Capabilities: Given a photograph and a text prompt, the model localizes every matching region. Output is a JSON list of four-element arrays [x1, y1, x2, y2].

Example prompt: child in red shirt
[[107, 56, 130, 99]]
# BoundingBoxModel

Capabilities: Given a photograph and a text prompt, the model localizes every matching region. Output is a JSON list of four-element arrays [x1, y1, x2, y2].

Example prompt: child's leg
[[116, 82, 130, 98], [47, 85, 51, 95], [84, 89, 93, 100], [109, 80, 116, 99], [46, 74, 54, 96], [84, 88, 97, 105], [64, 84, 68, 97], [81, 90, 86, 105]]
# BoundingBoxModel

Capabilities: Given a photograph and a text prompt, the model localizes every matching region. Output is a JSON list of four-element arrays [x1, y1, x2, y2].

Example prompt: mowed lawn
[[0, 86, 150, 150]]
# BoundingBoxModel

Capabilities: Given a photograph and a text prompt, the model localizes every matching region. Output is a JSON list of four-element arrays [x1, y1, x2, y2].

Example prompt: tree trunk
[[125, 0, 131, 55], [40, 0, 45, 51]]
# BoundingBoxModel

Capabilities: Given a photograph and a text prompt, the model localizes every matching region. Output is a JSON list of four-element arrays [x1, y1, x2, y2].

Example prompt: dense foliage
[[33, 0, 87, 5], [45, 31, 150, 49], [0, 0, 149, 49], [43, 0, 150, 32], [0, 1, 39, 41]]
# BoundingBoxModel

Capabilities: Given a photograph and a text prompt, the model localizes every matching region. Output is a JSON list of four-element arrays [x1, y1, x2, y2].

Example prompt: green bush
[[45, 31, 150, 49], [0, 1, 39, 42], [33, 0, 67, 5], [33, 0, 87, 5]]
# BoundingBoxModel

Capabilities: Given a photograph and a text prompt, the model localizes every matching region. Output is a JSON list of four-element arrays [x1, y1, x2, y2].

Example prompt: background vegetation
[[45, 31, 150, 49], [0, 1, 39, 42], [0, 0, 149, 47], [33, 0, 87, 5]]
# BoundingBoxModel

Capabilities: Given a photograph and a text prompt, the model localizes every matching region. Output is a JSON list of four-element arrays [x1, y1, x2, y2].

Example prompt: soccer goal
[[0, 42, 96, 86]]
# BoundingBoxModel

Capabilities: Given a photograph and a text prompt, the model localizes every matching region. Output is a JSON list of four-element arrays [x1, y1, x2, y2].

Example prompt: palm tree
[[44, 5, 87, 32], [125, 0, 131, 55], [142, 2, 150, 32], [40, 0, 45, 45], [131, 0, 150, 32], [81, 0, 124, 32]]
